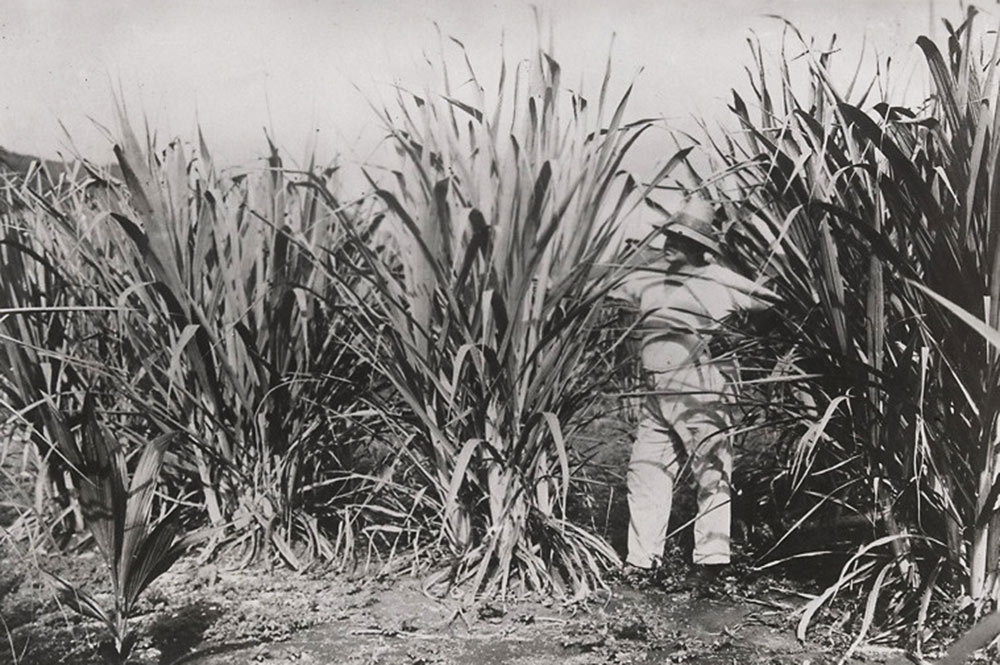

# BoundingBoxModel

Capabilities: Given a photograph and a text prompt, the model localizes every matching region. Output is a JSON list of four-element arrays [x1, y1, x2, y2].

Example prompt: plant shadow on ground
[[146, 599, 226, 665]]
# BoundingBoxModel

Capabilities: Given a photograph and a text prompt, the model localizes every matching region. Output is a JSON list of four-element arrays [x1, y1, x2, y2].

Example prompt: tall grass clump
[[703, 8, 1000, 651], [101, 120, 387, 567], [0, 163, 124, 539], [0, 114, 394, 570], [349, 39, 683, 598]]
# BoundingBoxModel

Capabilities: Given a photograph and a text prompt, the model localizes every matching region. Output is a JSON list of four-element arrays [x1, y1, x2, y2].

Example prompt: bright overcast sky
[[0, 0, 977, 190]]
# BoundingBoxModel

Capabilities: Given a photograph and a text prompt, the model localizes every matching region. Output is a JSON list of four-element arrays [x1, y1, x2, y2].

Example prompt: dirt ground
[[0, 421, 949, 665], [1, 541, 925, 665]]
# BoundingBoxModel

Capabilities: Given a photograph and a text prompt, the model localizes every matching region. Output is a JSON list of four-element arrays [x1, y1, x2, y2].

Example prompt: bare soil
[[1, 542, 921, 665], [0, 421, 948, 665]]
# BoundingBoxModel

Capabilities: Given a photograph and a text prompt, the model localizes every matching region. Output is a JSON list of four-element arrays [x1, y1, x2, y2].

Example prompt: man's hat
[[657, 199, 720, 254]]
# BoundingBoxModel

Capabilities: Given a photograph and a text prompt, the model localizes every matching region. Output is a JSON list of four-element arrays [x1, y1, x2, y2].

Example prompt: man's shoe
[[621, 562, 659, 589], [684, 564, 730, 596]]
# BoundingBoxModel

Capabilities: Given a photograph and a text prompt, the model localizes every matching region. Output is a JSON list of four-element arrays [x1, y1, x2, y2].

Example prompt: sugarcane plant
[[702, 7, 1000, 652], [346, 37, 688, 599], [43, 396, 195, 664], [0, 171, 121, 535], [53, 112, 389, 568]]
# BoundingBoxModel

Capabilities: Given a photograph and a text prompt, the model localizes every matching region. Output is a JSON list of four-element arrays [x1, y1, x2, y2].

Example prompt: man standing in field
[[615, 198, 774, 583]]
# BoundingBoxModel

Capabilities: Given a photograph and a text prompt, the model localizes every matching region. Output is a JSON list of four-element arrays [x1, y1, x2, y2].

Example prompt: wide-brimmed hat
[[657, 199, 720, 254]]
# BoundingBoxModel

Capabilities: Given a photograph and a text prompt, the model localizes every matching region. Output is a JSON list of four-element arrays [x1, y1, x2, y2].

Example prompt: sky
[[0, 0, 980, 194]]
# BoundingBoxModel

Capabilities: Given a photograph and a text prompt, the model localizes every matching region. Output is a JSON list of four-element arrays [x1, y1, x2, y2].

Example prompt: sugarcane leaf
[[841, 561, 893, 662], [122, 518, 222, 611], [121, 518, 178, 611], [455, 208, 491, 290], [44, 570, 113, 629], [120, 432, 180, 594], [911, 281, 1000, 350], [837, 103, 943, 222], [272, 530, 303, 571], [433, 178, 454, 268], [442, 437, 483, 540], [112, 141, 185, 299], [442, 96, 484, 123], [916, 36, 963, 132], [369, 183, 446, 286], [76, 395, 127, 574], [797, 558, 878, 641], [643, 147, 694, 197], [167, 324, 201, 385], [541, 412, 569, 520]]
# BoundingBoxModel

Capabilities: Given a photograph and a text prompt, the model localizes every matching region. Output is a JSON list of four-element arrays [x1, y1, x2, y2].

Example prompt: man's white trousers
[[626, 338, 733, 568]]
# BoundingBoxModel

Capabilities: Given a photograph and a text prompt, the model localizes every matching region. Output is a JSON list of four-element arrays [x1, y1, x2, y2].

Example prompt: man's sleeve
[[702, 265, 777, 312]]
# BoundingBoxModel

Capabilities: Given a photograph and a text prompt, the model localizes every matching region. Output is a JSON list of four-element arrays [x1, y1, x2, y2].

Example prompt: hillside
[[0, 145, 71, 181]]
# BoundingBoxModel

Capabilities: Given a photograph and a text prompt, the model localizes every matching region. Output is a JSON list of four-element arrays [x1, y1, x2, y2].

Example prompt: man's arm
[[701, 263, 779, 313], [741, 278, 780, 312], [592, 244, 664, 301]]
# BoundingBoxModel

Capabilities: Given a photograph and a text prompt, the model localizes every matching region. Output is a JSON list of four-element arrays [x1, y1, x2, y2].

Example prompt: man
[[615, 198, 774, 581]]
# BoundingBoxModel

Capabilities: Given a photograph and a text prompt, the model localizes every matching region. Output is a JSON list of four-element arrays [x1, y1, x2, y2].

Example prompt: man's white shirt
[[616, 262, 775, 334]]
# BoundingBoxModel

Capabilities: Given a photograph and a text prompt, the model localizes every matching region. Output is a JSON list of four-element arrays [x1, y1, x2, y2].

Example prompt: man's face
[[661, 245, 686, 263], [663, 238, 713, 266]]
